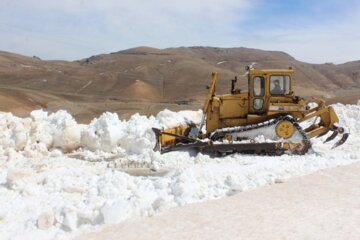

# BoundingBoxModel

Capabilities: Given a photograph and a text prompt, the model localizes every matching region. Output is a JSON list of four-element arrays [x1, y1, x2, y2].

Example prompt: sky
[[0, 0, 359, 63]]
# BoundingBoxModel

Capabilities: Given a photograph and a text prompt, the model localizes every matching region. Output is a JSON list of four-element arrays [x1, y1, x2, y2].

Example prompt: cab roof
[[249, 68, 294, 75]]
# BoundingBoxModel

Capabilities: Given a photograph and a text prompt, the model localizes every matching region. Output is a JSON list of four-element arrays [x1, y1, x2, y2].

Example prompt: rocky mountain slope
[[0, 47, 359, 120]]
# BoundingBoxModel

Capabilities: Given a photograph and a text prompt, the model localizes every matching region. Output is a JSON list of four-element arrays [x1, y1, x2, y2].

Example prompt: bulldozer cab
[[248, 67, 293, 114]]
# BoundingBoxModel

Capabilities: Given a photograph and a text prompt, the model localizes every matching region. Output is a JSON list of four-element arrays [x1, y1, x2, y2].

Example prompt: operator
[[271, 79, 283, 94]]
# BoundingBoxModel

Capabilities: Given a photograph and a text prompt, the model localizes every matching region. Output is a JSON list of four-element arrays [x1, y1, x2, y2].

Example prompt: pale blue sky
[[0, 0, 359, 63]]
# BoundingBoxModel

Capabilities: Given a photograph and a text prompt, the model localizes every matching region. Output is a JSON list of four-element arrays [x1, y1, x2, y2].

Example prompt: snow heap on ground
[[0, 109, 202, 157], [0, 103, 359, 240]]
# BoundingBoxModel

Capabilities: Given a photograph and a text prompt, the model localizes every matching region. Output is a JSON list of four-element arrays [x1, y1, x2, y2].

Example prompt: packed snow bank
[[0, 109, 203, 156], [0, 103, 359, 240]]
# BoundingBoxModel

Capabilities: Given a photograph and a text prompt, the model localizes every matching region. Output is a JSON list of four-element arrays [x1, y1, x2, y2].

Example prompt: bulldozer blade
[[323, 131, 338, 143], [331, 133, 349, 149]]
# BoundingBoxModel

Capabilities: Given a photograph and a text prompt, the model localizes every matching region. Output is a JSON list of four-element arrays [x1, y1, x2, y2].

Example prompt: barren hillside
[[0, 47, 359, 121]]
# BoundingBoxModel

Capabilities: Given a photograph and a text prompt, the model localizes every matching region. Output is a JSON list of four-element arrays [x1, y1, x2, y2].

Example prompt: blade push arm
[[198, 72, 218, 135]]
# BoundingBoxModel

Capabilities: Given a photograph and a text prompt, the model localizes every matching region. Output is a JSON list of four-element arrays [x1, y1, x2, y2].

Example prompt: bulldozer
[[152, 65, 349, 155]]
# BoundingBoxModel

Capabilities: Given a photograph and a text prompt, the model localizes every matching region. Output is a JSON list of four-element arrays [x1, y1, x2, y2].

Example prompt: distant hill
[[0, 47, 359, 121]]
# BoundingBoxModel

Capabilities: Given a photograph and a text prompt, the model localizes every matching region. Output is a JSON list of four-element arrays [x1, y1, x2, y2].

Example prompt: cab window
[[253, 76, 265, 97], [253, 98, 264, 110], [270, 75, 290, 95]]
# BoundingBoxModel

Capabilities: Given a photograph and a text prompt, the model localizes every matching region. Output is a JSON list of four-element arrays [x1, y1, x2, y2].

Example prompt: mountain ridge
[[0, 46, 359, 121]]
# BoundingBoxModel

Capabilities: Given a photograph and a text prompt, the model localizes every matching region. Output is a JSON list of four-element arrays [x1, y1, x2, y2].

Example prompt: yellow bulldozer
[[153, 65, 349, 155]]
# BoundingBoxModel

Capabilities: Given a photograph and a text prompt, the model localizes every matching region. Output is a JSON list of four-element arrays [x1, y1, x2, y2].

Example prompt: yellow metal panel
[[268, 104, 307, 112], [250, 68, 294, 75], [220, 118, 247, 128], [206, 106, 220, 134], [219, 94, 248, 119], [160, 125, 190, 147], [307, 127, 329, 139], [202, 72, 218, 113], [328, 106, 339, 128], [246, 114, 270, 125]]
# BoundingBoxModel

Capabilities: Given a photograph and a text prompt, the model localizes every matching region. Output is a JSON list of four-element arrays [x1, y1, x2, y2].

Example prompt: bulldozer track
[[210, 116, 311, 155]]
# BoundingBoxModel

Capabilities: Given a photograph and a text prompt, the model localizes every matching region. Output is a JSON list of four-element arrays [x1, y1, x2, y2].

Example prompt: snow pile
[[0, 109, 202, 157], [81, 112, 125, 152], [0, 103, 359, 239], [0, 110, 82, 155]]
